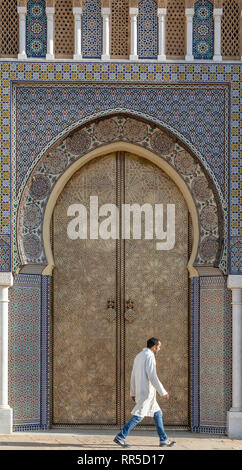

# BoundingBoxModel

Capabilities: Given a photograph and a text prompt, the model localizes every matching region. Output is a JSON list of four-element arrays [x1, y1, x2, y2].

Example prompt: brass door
[[52, 151, 189, 427]]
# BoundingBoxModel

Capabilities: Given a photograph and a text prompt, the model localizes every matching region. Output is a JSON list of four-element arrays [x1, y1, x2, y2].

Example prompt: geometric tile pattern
[[82, 0, 102, 59], [0, 235, 11, 271], [193, 0, 214, 60], [0, 61, 239, 275], [11, 81, 229, 275], [7, 271, 232, 432], [13, 84, 228, 194], [138, 0, 158, 59], [192, 276, 232, 434], [26, 0, 47, 58], [199, 276, 232, 431], [8, 273, 49, 430], [16, 115, 222, 273], [230, 237, 242, 274]]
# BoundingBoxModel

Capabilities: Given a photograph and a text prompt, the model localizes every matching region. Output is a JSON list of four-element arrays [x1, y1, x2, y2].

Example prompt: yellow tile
[[202, 65, 209, 73], [25, 73, 32, 80], [171, 65, 177, 73], [208, 74, 216, 81], [2, 218, 9, 225], [63, 64, 70, 72], [148, 73, 154, 80]]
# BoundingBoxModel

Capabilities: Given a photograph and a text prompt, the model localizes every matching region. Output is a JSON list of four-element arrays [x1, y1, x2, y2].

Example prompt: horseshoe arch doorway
[[51, 150, 191, 428]]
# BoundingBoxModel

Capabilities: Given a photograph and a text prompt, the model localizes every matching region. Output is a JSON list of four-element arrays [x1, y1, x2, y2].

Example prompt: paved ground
[[0, 429, 242, 450]]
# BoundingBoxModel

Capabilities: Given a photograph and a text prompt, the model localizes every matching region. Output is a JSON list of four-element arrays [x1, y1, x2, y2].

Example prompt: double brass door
[[52, 151, 189, 427]]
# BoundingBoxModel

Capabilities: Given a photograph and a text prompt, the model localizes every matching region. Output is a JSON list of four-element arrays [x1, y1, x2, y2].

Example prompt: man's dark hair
[[147, 337, 160, 349]]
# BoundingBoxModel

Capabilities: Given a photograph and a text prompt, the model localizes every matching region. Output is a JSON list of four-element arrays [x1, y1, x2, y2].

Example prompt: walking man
[[114, 337, 176, 448]]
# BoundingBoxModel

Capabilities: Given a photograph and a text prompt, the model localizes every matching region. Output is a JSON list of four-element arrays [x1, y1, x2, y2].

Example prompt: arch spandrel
[[16, 114, 224, 277]]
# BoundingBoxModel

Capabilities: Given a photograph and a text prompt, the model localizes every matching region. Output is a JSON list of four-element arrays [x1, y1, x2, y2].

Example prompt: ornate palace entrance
[[51, 151, 189, 427]]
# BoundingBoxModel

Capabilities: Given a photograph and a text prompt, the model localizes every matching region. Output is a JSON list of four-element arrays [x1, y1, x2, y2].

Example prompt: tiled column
[[73, 7, 83, 60], [157, 8, 167, 61], [101, 8, 110, 60], [213, 8, 222, 61], [227, 275, 242, 438], [0, 273, 13, 433], [17, 6, 27, 60], [129, 7, 138, 61], [185, 8, 194, 61], [46, 7, 55, 60]]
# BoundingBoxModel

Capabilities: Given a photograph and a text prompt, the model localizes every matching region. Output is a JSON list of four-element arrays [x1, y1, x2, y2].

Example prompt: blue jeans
[[117, 410, 168, 442]]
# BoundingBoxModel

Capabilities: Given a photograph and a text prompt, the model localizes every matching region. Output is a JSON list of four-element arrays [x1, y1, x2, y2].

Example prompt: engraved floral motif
[[174, 150, 197, 175], [23, 204, 42, 229], [66, 129, 91, 156], [23, 234, 41, 258], [29, 175, 50, 200], [200, 236, 219, 261], [200, 206, 218, 231], [150, 130, 174, 155], [191, 177, 212, 201], [94, 118, 120, 142], [123, 118, 148, 142], [43, 149, 68, 175]]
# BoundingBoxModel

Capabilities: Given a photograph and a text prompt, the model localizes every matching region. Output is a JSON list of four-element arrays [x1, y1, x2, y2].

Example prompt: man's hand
[[163, 393, 169, 400], [131, 396, 136, 402]]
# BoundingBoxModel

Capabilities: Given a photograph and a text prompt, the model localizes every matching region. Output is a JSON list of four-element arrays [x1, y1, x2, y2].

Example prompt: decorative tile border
[[0, 61, 239, 273]]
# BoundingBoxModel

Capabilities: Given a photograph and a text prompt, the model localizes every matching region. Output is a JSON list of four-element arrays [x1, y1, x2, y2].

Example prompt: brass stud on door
[[124, 299, 137, 323], [105, 299, 116, 322]]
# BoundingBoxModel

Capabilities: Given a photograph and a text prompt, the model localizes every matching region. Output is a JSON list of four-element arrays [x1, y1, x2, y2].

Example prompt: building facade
[[0, 0, 241, 438]]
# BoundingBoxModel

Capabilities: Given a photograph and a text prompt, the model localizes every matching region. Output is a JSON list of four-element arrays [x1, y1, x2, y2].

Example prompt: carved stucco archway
[[16, 114, 225, 276]]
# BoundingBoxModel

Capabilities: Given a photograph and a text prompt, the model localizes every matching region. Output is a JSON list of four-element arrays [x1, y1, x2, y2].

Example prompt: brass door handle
[[124, 299, 137, 323], [105, 299, 116, 322]]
